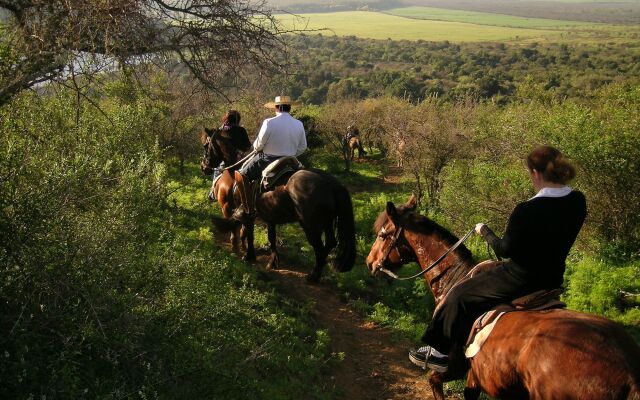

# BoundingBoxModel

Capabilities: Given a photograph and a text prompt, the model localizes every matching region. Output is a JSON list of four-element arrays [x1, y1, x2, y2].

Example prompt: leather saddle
[[260, 157, 303, 190], [465, 288, 566, 358]]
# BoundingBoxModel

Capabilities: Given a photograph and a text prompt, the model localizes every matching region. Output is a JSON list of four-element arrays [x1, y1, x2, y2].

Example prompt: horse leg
[[429, 349, 469, 400], [464, 371, 481, 400], [221, 202, 241, 253], [428, 371, 447, 400], [304, 226, 328, 283], [242, 220, 256, 262], [266, 224, 279, 270]]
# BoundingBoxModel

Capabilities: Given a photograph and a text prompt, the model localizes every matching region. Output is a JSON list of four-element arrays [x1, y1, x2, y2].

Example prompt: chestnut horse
[[346, 136, 366, 160], [202, 129, 357, 282], [200, 127, 246, 252], [365, 195, 640, 400]]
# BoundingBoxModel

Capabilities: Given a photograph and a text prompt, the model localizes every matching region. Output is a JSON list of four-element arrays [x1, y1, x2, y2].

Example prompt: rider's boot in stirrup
[[234, 171, 255, 220]]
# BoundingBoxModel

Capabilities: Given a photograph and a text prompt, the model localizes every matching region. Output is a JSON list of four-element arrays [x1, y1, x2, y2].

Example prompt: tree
[[0, 0, 291, 105]]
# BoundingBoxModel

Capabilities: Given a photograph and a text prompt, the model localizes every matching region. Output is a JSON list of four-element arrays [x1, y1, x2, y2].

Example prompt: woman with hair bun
[[410, 145, 587, 372]]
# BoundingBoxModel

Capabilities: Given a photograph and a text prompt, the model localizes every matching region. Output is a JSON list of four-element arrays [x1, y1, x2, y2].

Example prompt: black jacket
[[480, 190, 587, 289]]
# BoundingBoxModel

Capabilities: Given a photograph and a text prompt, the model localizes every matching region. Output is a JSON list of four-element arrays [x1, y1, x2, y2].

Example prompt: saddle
[[465, 288, 566, 358], [260, 157, 303, 190]]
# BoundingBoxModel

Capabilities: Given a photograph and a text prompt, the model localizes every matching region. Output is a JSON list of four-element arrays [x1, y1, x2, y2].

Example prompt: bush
[[0, 89, 330, 398]]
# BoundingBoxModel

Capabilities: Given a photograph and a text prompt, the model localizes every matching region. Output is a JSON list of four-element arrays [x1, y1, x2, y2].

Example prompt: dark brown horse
[[200, 127, 246, 252], [202, 130, 357, 282], [365, 195, 640, 400]]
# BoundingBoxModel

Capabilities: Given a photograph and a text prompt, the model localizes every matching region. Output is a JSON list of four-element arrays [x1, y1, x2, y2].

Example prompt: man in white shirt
[[235, 95, 307, 217]]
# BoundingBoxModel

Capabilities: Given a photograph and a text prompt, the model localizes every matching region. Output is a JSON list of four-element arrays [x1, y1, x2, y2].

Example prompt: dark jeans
[[238, 153, 281, 181], [422, 261, 537, 354]]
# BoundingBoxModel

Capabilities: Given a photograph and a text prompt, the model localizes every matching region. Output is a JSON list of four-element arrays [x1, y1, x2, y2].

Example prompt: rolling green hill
[[278, 10, 638, 42], [277, 11, 562, 41]]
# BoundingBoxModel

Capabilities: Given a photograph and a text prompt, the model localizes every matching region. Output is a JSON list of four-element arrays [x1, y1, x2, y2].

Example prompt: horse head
[[200, 127, 239, 176], [366, 194, 419, 277]]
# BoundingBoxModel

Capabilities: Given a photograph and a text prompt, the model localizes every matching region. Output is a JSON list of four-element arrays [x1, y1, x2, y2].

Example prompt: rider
[[345, 125, 359, 142], [208, 110, 251, 201], [409, 145, 587, 372], [235, 95, 307, 217]]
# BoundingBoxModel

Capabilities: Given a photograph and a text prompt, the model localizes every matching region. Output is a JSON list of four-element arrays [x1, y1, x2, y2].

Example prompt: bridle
[[375, 224, 475, 281]]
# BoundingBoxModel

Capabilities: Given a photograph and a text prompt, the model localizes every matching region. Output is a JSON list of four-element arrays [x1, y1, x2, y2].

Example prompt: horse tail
[[333, 183, 356, 272], [211, 215, 242, 233]]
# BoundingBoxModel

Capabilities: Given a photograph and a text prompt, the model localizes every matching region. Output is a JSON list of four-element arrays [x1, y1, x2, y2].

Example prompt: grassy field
[[278, 11, 562, 41], [278, 10, 639, 43], [385, 6, 597, 28]]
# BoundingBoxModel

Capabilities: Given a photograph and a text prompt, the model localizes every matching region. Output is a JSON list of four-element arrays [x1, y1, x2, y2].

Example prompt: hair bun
[[527, 145, 576, 184]]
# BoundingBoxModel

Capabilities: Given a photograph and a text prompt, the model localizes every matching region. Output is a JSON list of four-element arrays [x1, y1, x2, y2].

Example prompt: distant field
[[385, 7, 596, 28], [277, 11, 562, 42]]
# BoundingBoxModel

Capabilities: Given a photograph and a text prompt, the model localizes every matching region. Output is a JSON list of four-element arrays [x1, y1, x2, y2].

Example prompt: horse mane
[[373, 205, 474, 263]]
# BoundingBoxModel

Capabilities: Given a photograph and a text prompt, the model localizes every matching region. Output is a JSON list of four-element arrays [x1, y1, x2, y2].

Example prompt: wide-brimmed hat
[[263, 95, 300, 108]]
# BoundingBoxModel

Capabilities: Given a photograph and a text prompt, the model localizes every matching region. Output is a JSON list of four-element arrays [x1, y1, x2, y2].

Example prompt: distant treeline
[[281, 34, 640, 104], [404, 0, 640, 25]]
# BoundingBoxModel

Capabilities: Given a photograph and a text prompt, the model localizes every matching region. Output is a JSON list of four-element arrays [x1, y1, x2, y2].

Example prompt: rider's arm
[[253, 120, 270, 152], [296, 123, 307, 156], [479, 203, 527, 259]]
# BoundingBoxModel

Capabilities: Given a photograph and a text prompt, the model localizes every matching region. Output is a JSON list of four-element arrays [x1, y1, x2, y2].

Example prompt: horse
[[202, 131, 357, 283], [365, 194, 640, 400], [200, 127, 247, 252], [346, 136, 366, 160]]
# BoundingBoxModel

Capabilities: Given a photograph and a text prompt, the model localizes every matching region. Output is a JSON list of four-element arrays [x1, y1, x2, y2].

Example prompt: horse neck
[[404, 230, 475, 305], [214, 137, 238, 165]]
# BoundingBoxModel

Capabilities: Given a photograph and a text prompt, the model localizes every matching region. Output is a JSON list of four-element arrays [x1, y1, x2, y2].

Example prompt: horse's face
[[200, 128, 223, 176], [366, 196, 418, 277]]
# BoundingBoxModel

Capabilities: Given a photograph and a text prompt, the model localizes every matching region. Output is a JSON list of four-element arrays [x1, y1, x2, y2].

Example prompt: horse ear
[[406, 193, 418, 210], [386, 201, 398, 222]]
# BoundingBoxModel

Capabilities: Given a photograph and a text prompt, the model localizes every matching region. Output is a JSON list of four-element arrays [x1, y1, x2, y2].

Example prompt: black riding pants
[[422, 261, 537, 354]]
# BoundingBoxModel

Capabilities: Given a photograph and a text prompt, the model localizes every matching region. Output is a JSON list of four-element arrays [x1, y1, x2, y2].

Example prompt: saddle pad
[[465, 310, 507, 358]]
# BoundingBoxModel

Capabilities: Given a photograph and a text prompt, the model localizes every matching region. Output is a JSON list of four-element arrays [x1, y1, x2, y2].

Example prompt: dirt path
[[267, 265, 435, 400]]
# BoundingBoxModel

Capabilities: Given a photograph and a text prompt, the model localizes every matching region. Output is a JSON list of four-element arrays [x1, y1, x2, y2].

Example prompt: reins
[[222, 149, 257, 171], [377, 228, 475, 281]]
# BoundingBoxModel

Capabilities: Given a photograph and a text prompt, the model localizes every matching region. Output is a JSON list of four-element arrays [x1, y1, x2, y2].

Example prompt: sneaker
[[208, 190, 216, 202], [408, 346, 448, 372]]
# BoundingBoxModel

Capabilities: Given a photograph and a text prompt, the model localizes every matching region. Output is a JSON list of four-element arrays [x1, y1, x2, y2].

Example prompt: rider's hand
[[474, 223, 486, 235]]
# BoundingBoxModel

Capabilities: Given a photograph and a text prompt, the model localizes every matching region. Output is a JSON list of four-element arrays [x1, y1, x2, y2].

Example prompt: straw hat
[[263, 95, 300, 108]]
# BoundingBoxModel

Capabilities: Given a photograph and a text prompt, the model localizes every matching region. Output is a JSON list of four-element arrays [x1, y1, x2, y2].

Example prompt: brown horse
[[346, 136, 366, 160], [200, 127, 246, 252], [365, 195, 640, 400], [202, 130, 357, 282]]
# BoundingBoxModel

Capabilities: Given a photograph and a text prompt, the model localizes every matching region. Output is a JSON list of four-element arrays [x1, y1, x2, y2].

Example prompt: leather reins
[[376, 227, 475, 281]]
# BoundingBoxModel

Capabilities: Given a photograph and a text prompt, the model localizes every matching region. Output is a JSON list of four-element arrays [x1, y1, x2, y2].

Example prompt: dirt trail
[[267, 265, 435, 399], [214, 164, 436, 398]]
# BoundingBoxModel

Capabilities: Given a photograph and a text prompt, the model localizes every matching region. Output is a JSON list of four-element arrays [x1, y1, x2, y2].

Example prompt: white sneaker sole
[[408, 353, 448, 373]]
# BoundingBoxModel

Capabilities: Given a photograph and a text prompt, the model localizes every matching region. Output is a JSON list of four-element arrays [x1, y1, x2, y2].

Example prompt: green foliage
[[0, 89, 330, 399], [281, 35, 640, 105]]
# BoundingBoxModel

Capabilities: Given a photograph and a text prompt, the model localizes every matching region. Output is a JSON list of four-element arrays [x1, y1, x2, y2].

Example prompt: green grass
[[278, 11, 562, 42], [278, 10, 639, 43], [385, 6, 596, 28]]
